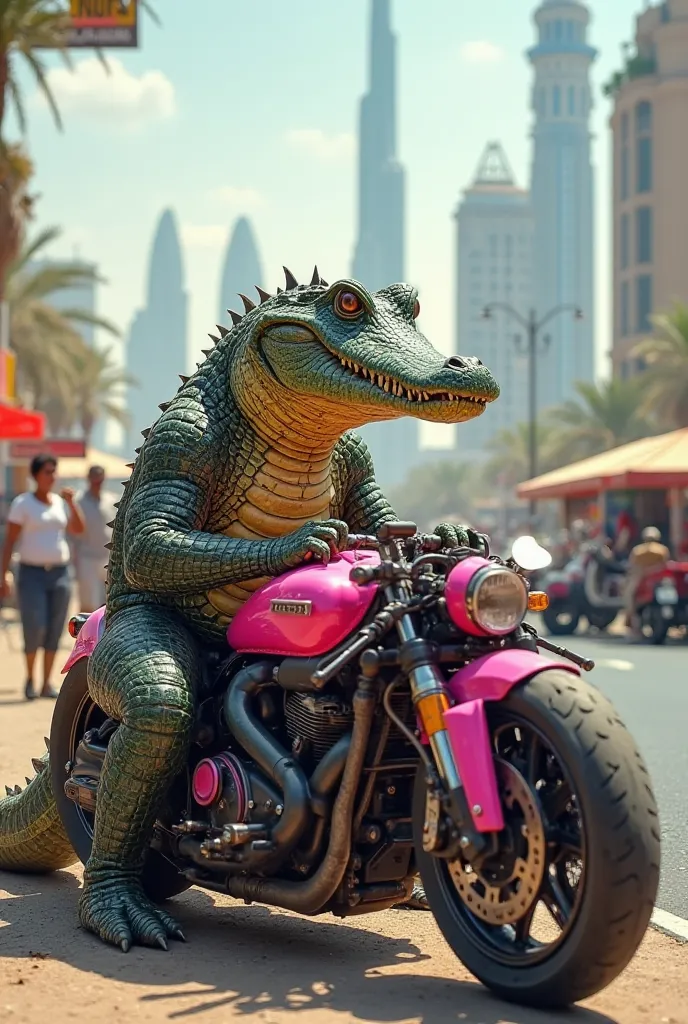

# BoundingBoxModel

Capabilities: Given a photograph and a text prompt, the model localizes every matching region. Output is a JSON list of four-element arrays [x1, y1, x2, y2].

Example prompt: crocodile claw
[[79, 880, 184, 953]]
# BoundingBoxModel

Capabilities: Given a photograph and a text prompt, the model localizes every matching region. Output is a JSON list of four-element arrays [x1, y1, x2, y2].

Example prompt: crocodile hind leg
[[0, 749, 77, 873], [79, 605, 199, 952]]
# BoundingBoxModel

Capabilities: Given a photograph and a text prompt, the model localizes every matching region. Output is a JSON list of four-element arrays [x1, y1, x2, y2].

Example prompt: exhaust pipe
[[222, 661, 312, 862], [218, 678, 376, 913]]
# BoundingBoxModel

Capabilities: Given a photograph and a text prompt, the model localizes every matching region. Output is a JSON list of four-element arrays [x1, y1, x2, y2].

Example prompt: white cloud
[[207, 185, 264, 210], [33, 56, 175, 127], [284, 129, 356, 163], [459, 41, 505, 65], [180, 224, 226, 249]]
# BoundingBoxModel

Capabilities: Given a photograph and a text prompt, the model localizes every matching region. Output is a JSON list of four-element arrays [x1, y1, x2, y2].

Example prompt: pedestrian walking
[[0, 454, 85, 700], [72, 465, 118, 613]]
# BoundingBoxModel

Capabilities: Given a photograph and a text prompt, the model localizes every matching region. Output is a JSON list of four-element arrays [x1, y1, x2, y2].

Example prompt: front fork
[[387, 584, 496, 862]]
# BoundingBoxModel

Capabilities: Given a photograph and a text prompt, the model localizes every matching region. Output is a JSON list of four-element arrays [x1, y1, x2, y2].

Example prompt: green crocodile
[[0, 269, 499, 951]]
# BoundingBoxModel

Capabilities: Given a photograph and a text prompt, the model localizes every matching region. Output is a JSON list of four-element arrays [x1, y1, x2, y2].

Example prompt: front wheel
[[50, 658, 191, 903], [413, 670, 660, 1008]]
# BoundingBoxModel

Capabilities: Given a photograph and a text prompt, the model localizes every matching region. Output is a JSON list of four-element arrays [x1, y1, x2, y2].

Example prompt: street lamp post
[[481, 303, 583, 526]]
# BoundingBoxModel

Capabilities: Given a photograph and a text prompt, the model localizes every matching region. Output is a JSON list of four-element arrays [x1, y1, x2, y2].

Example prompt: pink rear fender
[[441, 649, 580, 834], [61, 606, 106, 674]]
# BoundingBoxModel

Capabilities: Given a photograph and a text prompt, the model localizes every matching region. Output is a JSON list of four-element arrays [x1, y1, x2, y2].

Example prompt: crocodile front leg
[[80, 606, 198, 951]]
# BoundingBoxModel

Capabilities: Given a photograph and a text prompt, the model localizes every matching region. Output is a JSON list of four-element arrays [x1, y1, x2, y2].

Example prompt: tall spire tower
[[218, 218, 263, 326], [528, 0, 596, 409], [352, 0, 404, 289], [352, 0, 415, 487], [126, 209, 188, 451]]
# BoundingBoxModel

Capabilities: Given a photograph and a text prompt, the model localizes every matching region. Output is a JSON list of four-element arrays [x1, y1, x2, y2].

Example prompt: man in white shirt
[[73, 465, 118, 612]]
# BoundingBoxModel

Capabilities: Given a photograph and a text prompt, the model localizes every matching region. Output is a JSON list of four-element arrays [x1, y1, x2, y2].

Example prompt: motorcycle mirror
[[511, 535, 553, 572]]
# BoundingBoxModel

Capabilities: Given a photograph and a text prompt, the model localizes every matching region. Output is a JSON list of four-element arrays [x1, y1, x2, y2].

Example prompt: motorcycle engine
[[191, 751, 282, 831], [284, 692, 354, 765]]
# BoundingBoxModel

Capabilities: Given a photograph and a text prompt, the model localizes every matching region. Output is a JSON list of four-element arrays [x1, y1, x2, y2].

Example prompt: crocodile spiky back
[[103, 265, 331, 636], [0, 746, 76, 873]]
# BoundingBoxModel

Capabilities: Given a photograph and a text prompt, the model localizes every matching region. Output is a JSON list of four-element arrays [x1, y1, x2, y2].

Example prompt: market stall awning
[[0, 403, 45, 441], [517, 428, 688, 500]]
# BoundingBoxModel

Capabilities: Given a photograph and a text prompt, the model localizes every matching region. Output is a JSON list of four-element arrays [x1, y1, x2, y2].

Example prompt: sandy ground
[[1, 632, 687, 1024]]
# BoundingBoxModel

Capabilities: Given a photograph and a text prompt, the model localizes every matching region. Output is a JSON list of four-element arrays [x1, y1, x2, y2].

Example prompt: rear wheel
[[413, 670, 660, 1008], [50, 658, 191, 903], [541, 600, 580, 636], [639, 606, 669, 645]]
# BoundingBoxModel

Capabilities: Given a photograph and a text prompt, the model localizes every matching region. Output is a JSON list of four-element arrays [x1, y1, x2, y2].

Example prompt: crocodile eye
[[334, 290, 364, 320], [413, 299, 420, 319]]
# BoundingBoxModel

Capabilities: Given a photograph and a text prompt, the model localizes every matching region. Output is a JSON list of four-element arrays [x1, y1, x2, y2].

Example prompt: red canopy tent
[[0, 403, 45, 440], [516, 429, 688, 500], [516, 428, 688, 552]]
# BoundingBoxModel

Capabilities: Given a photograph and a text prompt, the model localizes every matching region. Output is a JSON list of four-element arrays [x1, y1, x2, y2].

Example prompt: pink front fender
[[61, 607, 106, 674], [441, 649, 580, 833]]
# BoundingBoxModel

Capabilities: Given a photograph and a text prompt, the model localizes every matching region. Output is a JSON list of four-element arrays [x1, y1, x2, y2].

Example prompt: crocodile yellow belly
[[206, 456, 334, 622]]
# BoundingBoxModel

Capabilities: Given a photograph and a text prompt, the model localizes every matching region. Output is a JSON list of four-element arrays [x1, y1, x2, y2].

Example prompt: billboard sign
[[9, 439, 86, 461], [67, 0, 138, 48]]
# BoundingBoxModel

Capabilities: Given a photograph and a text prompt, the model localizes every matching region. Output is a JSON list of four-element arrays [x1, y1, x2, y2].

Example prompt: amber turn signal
[[528, 591, 549, 612], [67, 616, 80, 639]]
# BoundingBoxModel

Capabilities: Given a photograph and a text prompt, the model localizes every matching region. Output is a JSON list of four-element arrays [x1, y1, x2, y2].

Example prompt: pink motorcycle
[[52, 523, 659, 1009]]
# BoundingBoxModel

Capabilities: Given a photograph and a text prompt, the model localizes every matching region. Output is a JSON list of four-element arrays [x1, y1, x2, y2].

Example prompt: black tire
[[585, 608, 617, 631], [541, 600, 580, 636], [413, 669, 660, 1008], [51, 658, 191, 903], [643, 607, 669, 645]]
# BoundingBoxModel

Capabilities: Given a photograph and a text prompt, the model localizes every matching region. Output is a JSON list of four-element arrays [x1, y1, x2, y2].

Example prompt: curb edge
[[651, 908, 688, 944]]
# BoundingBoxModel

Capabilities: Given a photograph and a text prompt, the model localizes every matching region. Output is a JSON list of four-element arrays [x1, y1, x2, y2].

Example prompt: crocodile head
[[217, 268, 499, 437]]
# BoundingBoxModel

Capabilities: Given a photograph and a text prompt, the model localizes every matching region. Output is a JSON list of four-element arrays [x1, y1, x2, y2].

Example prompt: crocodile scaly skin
[[0, 272, 499, 948]]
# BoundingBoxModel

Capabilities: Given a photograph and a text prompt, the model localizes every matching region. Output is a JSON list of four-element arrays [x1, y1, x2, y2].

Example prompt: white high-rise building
[[455, 142, 533, 458], [528, 0, 596, 409]]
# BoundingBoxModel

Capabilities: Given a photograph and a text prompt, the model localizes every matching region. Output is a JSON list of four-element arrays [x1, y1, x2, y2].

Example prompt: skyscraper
[[218, 217, 264, 325], [351, 0, 415, 487], [528, 0, 596, 411], [455, 143, 533, 458], [609, 0, 688, 380], [126, 209, 188, 451]]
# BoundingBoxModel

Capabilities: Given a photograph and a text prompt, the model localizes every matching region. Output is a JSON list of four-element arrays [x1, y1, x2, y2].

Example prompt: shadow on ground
[[0, 871, 619, 1024]]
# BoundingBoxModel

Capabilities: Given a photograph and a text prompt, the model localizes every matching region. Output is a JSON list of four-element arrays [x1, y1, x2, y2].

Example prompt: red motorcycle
[[633, 561, 688, 644]]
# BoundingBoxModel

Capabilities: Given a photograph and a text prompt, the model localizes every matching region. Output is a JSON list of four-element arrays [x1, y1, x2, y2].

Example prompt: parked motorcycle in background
[[53, 524, 659, 1009], [540, 543, 624, 636], [632, 560, 688, 644]]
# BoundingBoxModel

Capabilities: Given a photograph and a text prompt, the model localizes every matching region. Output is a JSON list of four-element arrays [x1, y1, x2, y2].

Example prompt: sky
[[10, 0, 643, 448]]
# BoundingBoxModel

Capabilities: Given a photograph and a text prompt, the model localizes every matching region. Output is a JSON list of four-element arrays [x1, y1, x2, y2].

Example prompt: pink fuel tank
[[227, 550, 380, 657]]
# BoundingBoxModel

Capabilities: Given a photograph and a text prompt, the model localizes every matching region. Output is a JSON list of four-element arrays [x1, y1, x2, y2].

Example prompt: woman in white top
[[1, 454, 85, 700]]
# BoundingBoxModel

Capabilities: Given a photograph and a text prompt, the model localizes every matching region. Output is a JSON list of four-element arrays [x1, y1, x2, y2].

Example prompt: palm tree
[[632, 304, 688, 428], [387, 460, 480, 531], [6, 226, 121, 427], [0, 1, 71, 297], [483, 422, 562, 488], [544, 377, 655, 465], [70, 344, 134, 445], [0, 1, 161, 298]]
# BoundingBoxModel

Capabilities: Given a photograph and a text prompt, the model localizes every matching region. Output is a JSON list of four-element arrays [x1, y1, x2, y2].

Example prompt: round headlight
[[467, 567, 528, 635]]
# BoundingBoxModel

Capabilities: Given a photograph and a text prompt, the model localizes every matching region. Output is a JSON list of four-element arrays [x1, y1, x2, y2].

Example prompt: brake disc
[[448, 757, 546, 926]]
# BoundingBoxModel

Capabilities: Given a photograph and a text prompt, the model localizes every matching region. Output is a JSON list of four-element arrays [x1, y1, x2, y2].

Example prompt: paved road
[[537, 625, 688, 920]]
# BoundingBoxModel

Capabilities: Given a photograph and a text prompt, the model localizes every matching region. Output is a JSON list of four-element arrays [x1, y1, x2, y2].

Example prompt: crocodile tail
[[0, 751, 77, 872]]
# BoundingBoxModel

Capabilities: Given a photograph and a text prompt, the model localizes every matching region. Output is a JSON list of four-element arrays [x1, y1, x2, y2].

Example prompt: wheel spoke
[[540, 780, 573, 824], [513, 901, 537, 944], [547, 824, 582, 856], [542, 875, 573, 929], [526, 732, 542, 785]]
